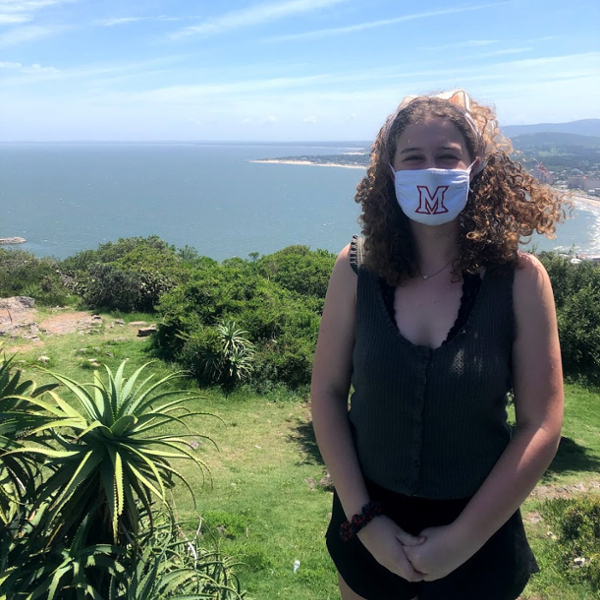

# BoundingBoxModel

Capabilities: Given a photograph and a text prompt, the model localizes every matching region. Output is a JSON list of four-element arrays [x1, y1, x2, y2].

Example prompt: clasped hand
[[358, 518, 481, 582]]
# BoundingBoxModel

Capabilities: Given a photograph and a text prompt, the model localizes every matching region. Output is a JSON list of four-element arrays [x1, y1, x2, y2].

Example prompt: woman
[[310, 89, 565, 600]]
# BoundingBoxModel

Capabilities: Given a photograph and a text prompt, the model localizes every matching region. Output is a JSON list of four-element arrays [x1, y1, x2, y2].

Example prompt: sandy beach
[[571, 193, 600, 208], [249, 159, 366, 170]]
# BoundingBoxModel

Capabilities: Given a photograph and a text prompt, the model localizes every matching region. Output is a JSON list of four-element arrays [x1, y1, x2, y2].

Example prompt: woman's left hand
[[403, 524, 482, 582]]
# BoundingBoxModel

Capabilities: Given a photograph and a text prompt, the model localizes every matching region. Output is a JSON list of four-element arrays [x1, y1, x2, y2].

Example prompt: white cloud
[[303, 115, 317, 123], [264, 1, 517, 42], [99, 17, 145, 27], [170, 0, 348, 39], [0, 24, 65, 46], [0, 0, 77, 19], [263, 115, 277, 123], [0, 14, 31, 23], [23, 62, 58, 72], [419, 39, 498, 51], [0, 60, 22, 68], [98, 15, 184, 27]]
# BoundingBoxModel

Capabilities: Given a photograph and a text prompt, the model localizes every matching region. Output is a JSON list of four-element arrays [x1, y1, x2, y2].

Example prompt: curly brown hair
[[356, 94, 567, 285]]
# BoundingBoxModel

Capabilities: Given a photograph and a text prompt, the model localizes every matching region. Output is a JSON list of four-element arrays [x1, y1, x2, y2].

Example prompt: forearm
[[311, 392, 369, 519], [453, 423, 561, 546]]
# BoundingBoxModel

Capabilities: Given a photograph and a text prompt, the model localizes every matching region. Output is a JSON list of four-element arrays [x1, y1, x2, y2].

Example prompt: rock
[[304, 477, 316, 490], [318, 473, 334, 491], [524, 511, 542, 524], [87, 359, 101, 368], [129, 321, 147, 327], [37, 356, 50, 364], [91, 315, 102, 321], [137, 326, 157, 337], [22, 334, 41, 342], [76, 348, 88, 355], [114, 319, 125, 326], [0, 237, 26, 245], [0, 297, 38, 336]]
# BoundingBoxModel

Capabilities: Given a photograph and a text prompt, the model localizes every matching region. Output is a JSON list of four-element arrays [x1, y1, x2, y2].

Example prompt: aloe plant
[[0, 353, 61, 526], [7, 360, 216, 546], [1, 506, 126, 600], [109, 512, 246, 600]]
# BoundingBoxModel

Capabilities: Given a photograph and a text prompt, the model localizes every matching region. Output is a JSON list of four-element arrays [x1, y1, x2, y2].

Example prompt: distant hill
[[502, 119, 600, 138], [511, 132, 600, 149]]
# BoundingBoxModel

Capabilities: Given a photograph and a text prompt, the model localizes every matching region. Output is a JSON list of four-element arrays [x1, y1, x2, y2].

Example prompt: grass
[[5, 308, 600, 600]]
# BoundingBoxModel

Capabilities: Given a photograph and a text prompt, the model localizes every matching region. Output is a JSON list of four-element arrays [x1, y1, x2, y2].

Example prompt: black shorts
[[325, 479, 539, 600]]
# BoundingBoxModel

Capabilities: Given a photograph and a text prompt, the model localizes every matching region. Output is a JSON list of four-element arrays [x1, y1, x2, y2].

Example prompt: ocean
[[0, 142, 598, 261]]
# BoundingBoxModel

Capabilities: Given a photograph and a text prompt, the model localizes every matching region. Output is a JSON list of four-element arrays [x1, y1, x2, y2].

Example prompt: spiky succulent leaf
[[13, 361, 215, 545]]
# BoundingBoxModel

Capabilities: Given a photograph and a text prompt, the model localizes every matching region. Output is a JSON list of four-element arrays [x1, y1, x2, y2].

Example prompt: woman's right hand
[[357, 515, 427, 582]]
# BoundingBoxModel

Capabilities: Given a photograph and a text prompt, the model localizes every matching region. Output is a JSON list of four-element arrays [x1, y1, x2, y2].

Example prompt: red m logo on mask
[[415, 185, 449, 215]]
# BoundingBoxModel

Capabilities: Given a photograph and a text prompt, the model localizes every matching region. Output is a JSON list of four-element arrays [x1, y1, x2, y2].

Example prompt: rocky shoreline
[[0, 237, 26, 245]]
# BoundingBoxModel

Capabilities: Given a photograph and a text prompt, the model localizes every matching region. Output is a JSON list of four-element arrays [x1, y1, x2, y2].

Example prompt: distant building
[[531, 162, 554, 184], [568, 176, 600, 192]]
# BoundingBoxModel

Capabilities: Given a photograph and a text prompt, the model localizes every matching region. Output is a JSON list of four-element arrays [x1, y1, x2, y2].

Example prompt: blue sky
[[0, 0, 598, 141]]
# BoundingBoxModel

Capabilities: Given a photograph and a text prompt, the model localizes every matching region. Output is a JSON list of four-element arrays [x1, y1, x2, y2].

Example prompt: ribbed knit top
[[348, 236, 515, 499]]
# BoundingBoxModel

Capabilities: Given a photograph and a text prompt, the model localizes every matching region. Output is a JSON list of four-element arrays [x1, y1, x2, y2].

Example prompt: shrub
[[154, 249, 324, 390], [539, 252, 600, 381], [61, 236, 186, 312], [0, 249, 72, 306], [255, 245, 336, 302], [180, 322, 255, 389]]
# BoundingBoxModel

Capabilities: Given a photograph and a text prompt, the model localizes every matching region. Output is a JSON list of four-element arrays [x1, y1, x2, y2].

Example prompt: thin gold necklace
[[419, 258, 455, 280]]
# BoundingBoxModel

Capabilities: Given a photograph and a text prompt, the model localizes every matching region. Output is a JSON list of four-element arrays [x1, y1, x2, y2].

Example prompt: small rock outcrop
[[0, 297, 37, 337], [137, 325, 157, 337], [0, 237, 26, 245]]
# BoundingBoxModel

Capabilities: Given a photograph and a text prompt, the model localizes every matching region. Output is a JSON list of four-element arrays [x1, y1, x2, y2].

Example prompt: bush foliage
[[61, 235, 186, 312], [6, 235, 600, 389], [0, 248, 73, 306], [538, 252, 600, 382], [154, 245, 332, 390]]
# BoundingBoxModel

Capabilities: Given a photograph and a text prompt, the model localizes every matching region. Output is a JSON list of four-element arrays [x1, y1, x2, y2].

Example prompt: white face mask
[[390, 161, 476, 226]]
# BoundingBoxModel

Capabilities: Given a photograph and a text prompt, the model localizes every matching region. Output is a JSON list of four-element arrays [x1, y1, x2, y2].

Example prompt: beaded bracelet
[[339, 501, 383, 541]]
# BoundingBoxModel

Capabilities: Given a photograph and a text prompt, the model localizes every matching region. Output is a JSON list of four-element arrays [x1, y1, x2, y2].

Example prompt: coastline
[[570, 193, 600, 208], [249, 160, 600, 207], [249, 159, 366, 170]]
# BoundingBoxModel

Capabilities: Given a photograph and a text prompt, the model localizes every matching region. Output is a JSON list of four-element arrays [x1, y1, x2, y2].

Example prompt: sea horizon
[[0, 141, 598, 262]]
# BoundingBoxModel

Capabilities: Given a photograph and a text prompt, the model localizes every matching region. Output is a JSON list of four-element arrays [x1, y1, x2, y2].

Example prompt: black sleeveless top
[[348, 236, 515, 499], [380, 273, 482, 345]]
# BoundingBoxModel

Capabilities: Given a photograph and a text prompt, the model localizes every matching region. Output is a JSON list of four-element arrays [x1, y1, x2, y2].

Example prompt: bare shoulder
[[327, 243, 358, 298], [515, 251, 550, 283], [514, 251, 553, 298], [513, 251, 556, 331]]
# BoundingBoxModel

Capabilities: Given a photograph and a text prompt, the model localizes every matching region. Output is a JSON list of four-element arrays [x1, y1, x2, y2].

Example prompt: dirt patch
[[40, 312, 102, 335], [530, 480, 600, 500], [0, 296, 139, 352]]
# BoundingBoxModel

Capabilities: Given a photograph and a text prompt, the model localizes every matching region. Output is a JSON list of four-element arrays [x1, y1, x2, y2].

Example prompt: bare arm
[[310, 244, 368, 517], [311, 244, 425, 581], [406, 253, 564, 580]]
